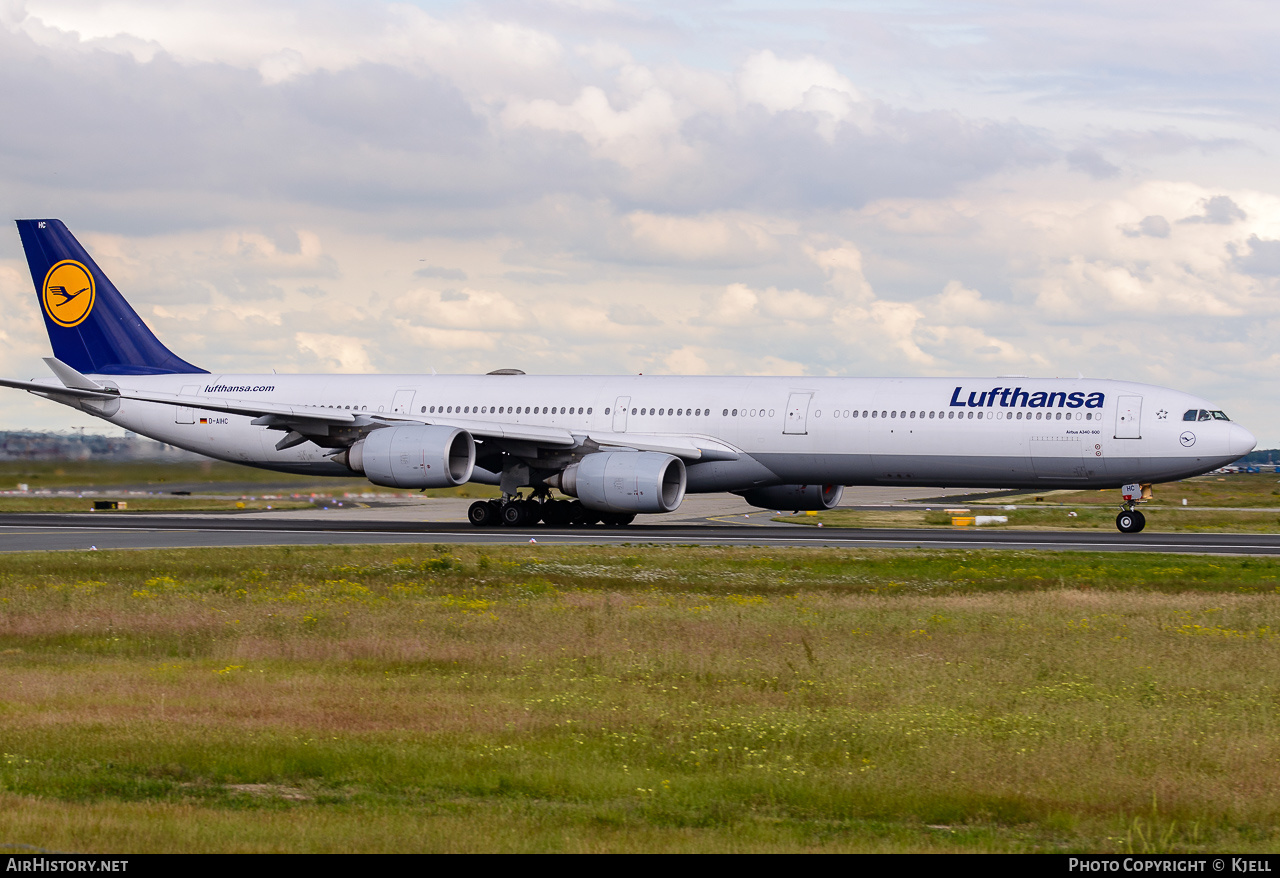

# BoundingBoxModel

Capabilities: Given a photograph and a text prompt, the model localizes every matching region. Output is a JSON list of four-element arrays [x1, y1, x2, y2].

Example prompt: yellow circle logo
[[42, 261, 96, 328]]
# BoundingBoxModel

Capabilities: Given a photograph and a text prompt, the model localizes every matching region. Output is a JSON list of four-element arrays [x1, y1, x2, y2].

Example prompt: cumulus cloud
[[1233, 235, 1280, 277], [295, 331, 375, 372], [1179, 195, 1248, 225], [0, 0, 1278, 443]]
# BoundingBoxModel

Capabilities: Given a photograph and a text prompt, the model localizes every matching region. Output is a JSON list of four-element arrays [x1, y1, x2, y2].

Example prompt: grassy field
[[3, 544, 1280, 852], [0, 460, 501, 501], [999, 473, 1280, 509], [795, 473, 1280, 532], [0, 497, 316, 514], [802, 506, 1280, 533]]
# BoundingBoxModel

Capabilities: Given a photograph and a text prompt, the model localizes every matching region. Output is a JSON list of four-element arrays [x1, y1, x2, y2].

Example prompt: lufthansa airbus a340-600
[[1, 219, 1257, 532]]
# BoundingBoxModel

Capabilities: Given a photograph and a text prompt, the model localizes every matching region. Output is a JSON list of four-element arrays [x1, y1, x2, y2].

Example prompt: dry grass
[[2, 544, 1279, 852]]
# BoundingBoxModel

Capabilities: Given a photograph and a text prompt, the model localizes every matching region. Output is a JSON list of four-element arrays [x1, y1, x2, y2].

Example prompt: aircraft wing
[[2, 361, 740, 461], [369, 413, 739, 460]]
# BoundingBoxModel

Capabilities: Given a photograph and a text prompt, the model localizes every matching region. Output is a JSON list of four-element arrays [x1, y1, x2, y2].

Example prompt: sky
[[2, 0, 1279, 444]]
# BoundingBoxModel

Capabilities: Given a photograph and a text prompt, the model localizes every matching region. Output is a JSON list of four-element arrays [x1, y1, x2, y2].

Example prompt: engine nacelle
[[739, 483, 843, 511], [339, 425, 475, 489], [556, 451, 686, 514]]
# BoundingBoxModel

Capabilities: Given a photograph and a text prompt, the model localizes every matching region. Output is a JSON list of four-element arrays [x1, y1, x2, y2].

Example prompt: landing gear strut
[[1115, 483, 1149, 533]]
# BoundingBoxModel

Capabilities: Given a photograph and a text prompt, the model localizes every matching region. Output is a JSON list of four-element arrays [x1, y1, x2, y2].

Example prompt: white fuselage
[[75, 372, 1253, 491]]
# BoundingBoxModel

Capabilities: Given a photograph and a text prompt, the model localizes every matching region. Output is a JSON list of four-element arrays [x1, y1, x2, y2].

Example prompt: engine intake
[[739, 483, 843, 511], [555, 451, 686, 514], [338, 425, 475, 489]]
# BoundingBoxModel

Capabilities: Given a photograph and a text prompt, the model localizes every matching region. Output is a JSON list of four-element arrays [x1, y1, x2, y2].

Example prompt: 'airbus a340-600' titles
[[1, 220, 1256, 532]]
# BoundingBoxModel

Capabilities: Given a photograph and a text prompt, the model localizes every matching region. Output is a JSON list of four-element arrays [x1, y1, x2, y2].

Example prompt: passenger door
[[174, 384, 199, 424], [1114, 395, 1142, 439], [392, 388, 416, 415], [783, 392, 812, 435], [613, 396, 631, 432]]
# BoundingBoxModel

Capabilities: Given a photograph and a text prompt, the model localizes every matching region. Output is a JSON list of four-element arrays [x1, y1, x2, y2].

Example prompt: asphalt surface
[[3, 512, 1280, 555]]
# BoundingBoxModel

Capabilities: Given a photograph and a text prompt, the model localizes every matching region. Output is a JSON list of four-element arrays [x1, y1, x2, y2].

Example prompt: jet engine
[[739, 483, 843, 511], [336, 425, 475, 489], [552, 451, 686, 514]]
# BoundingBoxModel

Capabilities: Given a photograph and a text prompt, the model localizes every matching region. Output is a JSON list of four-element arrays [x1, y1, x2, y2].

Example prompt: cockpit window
[[1185, 408, 1232, 422]]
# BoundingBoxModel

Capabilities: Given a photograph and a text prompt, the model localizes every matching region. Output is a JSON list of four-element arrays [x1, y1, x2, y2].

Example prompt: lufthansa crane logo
[[41, 260, 96, 328]]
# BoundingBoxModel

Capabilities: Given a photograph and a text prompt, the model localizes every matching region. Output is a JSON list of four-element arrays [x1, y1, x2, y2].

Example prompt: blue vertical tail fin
[[15, 219, 206, 375]]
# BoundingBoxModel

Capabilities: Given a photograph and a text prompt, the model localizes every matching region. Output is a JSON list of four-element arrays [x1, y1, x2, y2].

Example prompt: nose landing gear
[[1116, 508, 1146, 533], [1115, 482, 1150, 533]]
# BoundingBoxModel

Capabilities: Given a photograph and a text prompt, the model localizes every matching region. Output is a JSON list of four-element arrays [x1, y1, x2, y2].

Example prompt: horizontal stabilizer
[[43, 357, 107, 391]]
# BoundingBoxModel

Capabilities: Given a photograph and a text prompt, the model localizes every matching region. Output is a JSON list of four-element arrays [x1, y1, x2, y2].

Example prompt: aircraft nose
[[1229, 424, 1257, 458]]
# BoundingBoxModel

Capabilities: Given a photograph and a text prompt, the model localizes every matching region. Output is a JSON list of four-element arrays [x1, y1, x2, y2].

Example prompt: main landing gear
[[467, 495, 636, 528]]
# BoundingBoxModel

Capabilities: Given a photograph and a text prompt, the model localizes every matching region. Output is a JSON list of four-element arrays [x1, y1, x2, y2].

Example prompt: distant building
[[0, 430, 203, 462]]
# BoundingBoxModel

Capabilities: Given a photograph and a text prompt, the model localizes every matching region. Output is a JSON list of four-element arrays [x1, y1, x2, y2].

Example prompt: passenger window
[[732, 409, 738, 416], [977, 411, 983, 419], [723, 409, 729, 416]]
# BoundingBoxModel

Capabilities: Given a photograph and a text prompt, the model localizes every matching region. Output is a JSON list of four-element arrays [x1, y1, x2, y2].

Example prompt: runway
[[3, 512, 1280, 555]]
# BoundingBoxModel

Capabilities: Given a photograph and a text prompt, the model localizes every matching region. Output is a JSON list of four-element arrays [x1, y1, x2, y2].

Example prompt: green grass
[[0, 497, 316, 513], [800, 506, 1280, 533], [0, 460, 500, 498], [2, 544, 1280, 852], [792, 473, 1280, 532], [1001, 473, 1280, 508]]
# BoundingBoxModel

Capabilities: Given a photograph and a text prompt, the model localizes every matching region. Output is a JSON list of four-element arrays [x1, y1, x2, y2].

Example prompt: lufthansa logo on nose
[[42, 260, 96, 328], [1180, 431, 1196, 447]]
